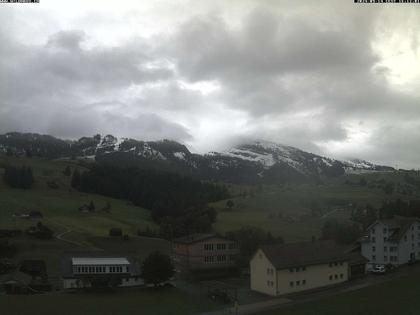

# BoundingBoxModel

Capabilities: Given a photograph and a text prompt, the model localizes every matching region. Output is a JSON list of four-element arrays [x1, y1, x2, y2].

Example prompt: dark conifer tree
[[71, 169, 81, 189], [63, 166, 72, 176]]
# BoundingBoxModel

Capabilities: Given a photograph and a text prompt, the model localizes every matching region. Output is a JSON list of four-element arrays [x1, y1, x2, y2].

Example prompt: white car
[[371, 265, 386, 275]]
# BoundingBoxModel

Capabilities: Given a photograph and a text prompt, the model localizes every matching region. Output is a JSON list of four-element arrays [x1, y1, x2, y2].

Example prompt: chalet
[[173, 234, 239, 277], [250, 240, 365, 296], [61, 253, 143, 289], [360, 216, 420, 269]]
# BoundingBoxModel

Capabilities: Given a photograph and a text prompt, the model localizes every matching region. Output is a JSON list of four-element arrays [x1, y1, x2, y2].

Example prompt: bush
[[141, 251, 174, 287], [109, 228, 122, 237], [25, 222, 53, 239]]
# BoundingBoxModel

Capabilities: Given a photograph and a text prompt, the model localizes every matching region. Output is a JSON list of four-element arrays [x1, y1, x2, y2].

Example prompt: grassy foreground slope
[[257, 267, 420, 315], [0, 287, 219, 315]]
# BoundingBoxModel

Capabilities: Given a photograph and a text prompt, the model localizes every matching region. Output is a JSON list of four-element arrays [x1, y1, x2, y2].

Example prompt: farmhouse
[[61, 253, 143, 289], [250, 240, 360, 296], [361, 216, 420, 269], [173, 233, 239, 277]]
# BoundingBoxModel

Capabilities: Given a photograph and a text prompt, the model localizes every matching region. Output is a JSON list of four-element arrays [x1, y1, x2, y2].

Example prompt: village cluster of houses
[[3, 215, 419, 297]]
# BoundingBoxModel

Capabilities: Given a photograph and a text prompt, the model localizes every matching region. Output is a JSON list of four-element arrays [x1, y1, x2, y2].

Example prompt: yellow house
[[250, 240, 351, 296]]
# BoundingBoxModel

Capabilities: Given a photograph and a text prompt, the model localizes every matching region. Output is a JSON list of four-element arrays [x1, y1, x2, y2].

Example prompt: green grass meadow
[[257, 268, 420, 315], [0, 287, 220, 315]]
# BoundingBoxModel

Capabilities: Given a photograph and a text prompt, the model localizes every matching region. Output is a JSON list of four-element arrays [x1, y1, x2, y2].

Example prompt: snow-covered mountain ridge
[[0, 133, 394, 182]]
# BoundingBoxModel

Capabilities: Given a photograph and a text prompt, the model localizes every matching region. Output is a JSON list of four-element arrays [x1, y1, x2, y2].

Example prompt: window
[[334, 262, 338, 266], [302, 280, 306, 285], [295, 267, 300, 272], [384, 246, 387, 252], [372, 255, 376, 261], [217, 243, 226, 250], [384, 256, 388, 261], [204, 244, 214, 251], [228, 243, 236, 250], [334, 274, 338, 279], [383, 228, 387, 233], [217, 255, 226, 262], [339, 262, 343, 266], [296, 281, 300, 286], [204, 256, 214, 263], [405, 235, 407, 241], [229, 255, 236, 261], [372, 246, 376, 252], [372, 228, 375, 234], [329, 275, 333, 280], [302, 266, 306, 271], [289, 268, 294, 272], [290, 281, 294, 287], [340, 274, 343, 279]]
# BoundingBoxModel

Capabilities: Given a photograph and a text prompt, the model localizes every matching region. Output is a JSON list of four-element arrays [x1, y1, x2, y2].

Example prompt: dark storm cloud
[[1, 1, 420, 168], [0, 25, 189, 141], [164, 5, 420, 167]]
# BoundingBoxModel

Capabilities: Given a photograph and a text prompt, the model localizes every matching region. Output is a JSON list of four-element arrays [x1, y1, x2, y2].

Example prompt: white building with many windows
[[360, 216, 420, 269], [62, 254, 143, 289]]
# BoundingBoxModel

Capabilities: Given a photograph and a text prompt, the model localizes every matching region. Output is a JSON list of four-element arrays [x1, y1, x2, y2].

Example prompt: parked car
[[371, 265, 386, 275]]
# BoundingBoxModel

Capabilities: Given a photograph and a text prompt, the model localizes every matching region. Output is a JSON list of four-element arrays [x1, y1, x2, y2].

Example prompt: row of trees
[[71, 165, 229, 237], [350, 199, 420, 230], [3, 165, 34, 189], [226, 226, 284, 267], [321, 219, 362, 245]]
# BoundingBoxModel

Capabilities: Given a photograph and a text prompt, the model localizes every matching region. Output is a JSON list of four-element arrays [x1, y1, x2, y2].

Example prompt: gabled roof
[[72, 257, 129, 265], [61, 252, 140, 278], [259, 240, 348, 270], [368, 216, 420, 242], [173, 233, 231, 245]]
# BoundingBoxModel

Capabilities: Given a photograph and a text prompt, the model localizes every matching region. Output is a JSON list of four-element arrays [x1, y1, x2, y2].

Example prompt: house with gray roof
[[250, 240, 365, 296], [360, 216, 420, 269]]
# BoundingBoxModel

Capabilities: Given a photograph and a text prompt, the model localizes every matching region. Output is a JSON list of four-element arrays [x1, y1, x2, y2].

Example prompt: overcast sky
[[1, 0, 420, 168]]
